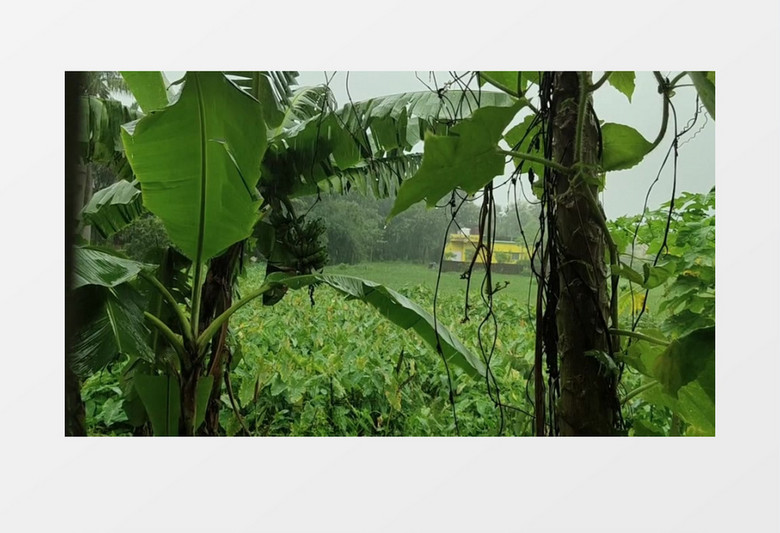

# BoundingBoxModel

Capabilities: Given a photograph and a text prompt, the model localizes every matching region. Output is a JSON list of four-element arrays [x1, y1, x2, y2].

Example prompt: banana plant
[[72, 71, 510, 435]]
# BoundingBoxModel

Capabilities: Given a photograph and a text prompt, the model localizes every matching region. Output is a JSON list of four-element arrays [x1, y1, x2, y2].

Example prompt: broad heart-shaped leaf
[[652, 326, 715, 398], [601, 122, 653, 171], [621, 328, 669, 376], [73, 246, 153, 289], [389, 102, 522, 218], [70, 283, 154, 377], [267, 273, 486, 379], [688, 71, 715, 120], [122, 72, 267, 263], [606, 71, 636, 102], [120, 71, 171, 113], [81, 179, 144, 238], [640, 375, 714, 435]]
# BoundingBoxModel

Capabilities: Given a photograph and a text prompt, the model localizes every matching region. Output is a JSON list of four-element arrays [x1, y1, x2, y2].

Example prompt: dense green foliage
[[610, 189, 715, 435], [81, 182, 715, 437], [82, 263, 539, 436], [71, 70, 714, 437]]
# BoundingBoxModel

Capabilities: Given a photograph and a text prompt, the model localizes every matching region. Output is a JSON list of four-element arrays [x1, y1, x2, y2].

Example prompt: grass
[[319, 261, 538, 309]]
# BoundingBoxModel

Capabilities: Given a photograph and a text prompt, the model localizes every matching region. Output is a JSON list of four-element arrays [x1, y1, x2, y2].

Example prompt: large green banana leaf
[[70, 247, 155, 376], [688, 71, 715, 120], [121, 72, 267, 263], [119, 71, 171, 113], [268, 85, 336, 138], [79, 95, 139, 178], [81, 179, 144, 238], [71, 283, 154, 377], [337, 90, 518, 152], [261, 89, 516, 200], [73, 246, 154, 289], [225, 71, 299, 129]]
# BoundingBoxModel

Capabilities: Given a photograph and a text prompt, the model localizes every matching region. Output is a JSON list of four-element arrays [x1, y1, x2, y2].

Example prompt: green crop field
[[219, 261, 540, 436]]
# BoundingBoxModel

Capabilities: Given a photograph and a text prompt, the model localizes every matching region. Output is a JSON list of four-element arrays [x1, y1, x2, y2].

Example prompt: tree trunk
[[65, 71, 87, 436], [65, 361, 87, 436], [551, 72, 619, 436], [179, 364, 201, 436], [198, 242, 243, 435], [74, 164, 93, 242]]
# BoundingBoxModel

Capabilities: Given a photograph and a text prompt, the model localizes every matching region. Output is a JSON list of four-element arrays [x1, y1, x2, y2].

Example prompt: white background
[[1, 1, 778, 531]]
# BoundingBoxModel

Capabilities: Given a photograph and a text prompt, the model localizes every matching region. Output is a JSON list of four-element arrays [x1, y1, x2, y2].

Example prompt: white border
[[2, 1, 778, 531]]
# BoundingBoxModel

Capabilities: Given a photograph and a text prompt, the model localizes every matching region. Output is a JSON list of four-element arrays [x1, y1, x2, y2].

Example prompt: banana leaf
[[121, 72, 267, 264], [70, 283, 154, 377], [81, 179, 144, 238]]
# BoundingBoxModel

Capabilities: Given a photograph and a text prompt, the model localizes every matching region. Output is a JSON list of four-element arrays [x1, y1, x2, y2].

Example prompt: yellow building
[[444, 230, 530, 265]]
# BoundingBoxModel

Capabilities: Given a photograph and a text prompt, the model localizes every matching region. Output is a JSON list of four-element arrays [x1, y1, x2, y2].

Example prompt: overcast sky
[[160, 70, 714, 220]]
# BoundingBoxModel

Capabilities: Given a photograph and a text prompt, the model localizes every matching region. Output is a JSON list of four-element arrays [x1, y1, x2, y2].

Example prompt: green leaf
[[262, 89, 515, 201], [134, 374, 180, 436], [389, 102, 521, 218], [688, 72, 715, 120], [71, 283, 154, 377], [601, 123, 653, 171], [120, 71, 171, 113], [194, 376, 214, 431], [80, 96, 140, 176], [503, 114, 545, 178], [81, 180, 144, 238], [640, 377, 714, 435], [270, 273, 487, 379], [270, 374, 287, 396], [632, 418, 665, 436], [480, 72, 540, 93], [225, 71, 299, 129], [479, 72, 521, 95], [269, 85, 336, 139], [96, 397, 128, 426], [606, 71, 635, 102], [642, 261, 676, 289], [652, 326, 715, 398], [337, 90, 518, 153], [612, 262, 644, 285], [73, 246, 152, 289], [621, 328, 668, 376], [122, 72, 267, 263]]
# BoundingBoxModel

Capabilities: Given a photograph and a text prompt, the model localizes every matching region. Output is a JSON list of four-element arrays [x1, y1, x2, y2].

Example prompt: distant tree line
[[295, 190, 541, 265]]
